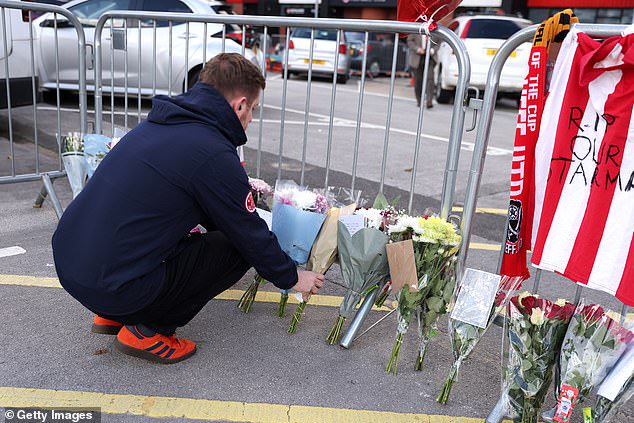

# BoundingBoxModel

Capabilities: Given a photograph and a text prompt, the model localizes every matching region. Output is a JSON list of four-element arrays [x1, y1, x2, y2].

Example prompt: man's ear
[[230, 95, 248, 115]]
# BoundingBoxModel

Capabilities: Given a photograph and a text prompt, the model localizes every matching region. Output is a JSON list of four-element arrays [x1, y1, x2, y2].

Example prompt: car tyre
[[187, 68, 201, 91], [435, 66, 454, 104], [337, 73, 349, 84], [368, 60, 380, 78]]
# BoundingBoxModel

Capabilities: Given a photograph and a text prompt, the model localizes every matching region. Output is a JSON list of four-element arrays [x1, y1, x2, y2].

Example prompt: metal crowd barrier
[[452, 22, 631, 423], [0, 0, 87, 219], [91, 12, 472, 347]]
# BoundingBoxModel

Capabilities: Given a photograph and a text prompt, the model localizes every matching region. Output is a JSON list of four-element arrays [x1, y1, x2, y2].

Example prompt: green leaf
[[372, 192, 390, 209], [427, 296, 445, 313]]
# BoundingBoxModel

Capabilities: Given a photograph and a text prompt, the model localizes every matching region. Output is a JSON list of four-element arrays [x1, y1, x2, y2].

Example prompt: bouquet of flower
[[497, 293, 576, 423], [61, 132, 87, 198], [384, 214, 461, 373], [271, 181, 331, 317], [237, 177, 274, 313], [436, 274, 524, 404], [592, 339, 634, 423], [547, 303, 633, 423], [325, 204, 395, 345], [288, 196, 357, 334], [593, 379, 633, 423]]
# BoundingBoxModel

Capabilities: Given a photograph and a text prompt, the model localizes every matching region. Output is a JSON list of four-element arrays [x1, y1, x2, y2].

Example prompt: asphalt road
[[0, 74, 631, 422]]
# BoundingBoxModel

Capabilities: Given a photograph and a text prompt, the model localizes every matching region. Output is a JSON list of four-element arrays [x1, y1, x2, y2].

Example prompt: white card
[[256, 208, 272, 230], [339, 214, 365, 236], [598, 342, 634, 401], [450, 268, 501, 329]]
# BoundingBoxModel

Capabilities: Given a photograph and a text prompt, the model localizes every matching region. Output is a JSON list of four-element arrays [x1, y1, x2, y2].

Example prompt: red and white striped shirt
[[531, 29, 634, 305]]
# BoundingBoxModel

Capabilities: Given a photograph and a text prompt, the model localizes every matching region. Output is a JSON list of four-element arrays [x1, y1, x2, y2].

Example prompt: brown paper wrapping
[[306, 203, 357, 274], [386, 239, 419, 293]]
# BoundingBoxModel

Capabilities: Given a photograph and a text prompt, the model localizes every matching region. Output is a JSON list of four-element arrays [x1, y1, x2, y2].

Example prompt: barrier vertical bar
[[379, 33, 400, 193], [222, 25, 226, 53], [54, 13, 62, 170], [241, 25, 246, 56], [256, 25, 268, 178], [2, 7, 15, 177], [168, 20, 173, 96], [277, 27, 291, 181], [110, 21, 115, 134], [124, 19, 129, 131], [152, 20, 157, 97], [28, 10, 39, 174], [137, 19, 142, 123], [407, 32, 432, 213], [350, 31, 368, 192], [184, 21, 190, 92], [202, 22, 207, 67], [300, 28, 315, 185], [323, 29, 340, 189]]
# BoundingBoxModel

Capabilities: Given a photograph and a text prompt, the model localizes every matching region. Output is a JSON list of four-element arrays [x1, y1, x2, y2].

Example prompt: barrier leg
[[339, 288, 379, 349], [40, 173, 64, 220], [485, 396, 505, 423]]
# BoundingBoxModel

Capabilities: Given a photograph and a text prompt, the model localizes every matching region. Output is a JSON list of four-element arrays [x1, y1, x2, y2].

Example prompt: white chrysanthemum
[[293, 190, 317, 210], [388, 215, 418, 234]]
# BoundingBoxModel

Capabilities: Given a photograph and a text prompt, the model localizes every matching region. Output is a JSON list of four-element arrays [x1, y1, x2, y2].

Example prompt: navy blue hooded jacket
[[52, 82, 297, 315]]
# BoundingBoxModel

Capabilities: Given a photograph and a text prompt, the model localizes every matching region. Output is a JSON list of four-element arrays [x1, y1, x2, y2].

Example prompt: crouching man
[[52, 53, 323, 364]]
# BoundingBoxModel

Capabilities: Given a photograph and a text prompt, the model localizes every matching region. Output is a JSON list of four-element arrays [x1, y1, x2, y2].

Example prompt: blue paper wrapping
[[272, 202, 327, 265]]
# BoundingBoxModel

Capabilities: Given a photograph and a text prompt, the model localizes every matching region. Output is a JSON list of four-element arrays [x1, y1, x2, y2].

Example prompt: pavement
[[0, 74, 631, 423]]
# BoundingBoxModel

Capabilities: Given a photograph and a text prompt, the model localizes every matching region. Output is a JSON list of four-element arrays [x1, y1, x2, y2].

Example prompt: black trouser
[[102, 231, 250, 336], [413, 57, 436, 107]]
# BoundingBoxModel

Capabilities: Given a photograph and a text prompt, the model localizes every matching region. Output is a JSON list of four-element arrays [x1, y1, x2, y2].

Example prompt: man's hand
[[293, 270, 325, 295]]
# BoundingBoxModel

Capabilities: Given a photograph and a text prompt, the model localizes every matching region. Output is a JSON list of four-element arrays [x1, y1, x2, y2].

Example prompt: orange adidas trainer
[[114, 326, 197, 364], [91, 315, 123, 335]]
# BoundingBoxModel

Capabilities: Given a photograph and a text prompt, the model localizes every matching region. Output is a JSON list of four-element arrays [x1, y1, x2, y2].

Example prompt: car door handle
[[177, 33, 197, 39]]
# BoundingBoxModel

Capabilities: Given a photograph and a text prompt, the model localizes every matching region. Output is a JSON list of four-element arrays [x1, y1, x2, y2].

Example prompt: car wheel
[[435, 66, 453, 104], [187, 67, 201, 91], [368, 60, 380, 78], [337, 73, 349, 84]]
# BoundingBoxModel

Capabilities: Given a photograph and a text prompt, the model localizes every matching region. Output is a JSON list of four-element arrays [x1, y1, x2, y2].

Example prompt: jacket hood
[[147, 82, 247, 147]]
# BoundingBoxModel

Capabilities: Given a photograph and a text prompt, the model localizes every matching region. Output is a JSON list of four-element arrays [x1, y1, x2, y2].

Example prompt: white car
[[435, 15, 532, 103], [34, 0, 256, 97], [285, 28, 351, 84], [0, 1, 65, 108]]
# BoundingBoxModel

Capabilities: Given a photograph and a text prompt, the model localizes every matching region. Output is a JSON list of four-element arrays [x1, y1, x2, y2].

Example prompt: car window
[[139, 0, 192, 27], [292, 28, 338, 41], [69, 0, 133, 25], [465, 19, 526, 39], [345, 32, 365, 43]]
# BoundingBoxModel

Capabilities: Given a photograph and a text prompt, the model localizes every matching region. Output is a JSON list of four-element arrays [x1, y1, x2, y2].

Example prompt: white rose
[[555, 298, 567, 307], [530, 308, 545, 325]]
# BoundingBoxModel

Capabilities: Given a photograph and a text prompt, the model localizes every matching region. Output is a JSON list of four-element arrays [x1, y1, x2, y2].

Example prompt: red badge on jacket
[[245, 191, 256, 213]]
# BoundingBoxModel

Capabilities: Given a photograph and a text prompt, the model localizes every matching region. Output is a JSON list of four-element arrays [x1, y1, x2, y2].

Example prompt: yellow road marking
[[0, 387, 498, 423], [0, 274, 392, 312], [469, 242, 501, 251], [452, 206, 507, 216]]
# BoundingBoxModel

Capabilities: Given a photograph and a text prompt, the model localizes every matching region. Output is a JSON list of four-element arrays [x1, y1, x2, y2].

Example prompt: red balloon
[[397, 0, 462, 24]]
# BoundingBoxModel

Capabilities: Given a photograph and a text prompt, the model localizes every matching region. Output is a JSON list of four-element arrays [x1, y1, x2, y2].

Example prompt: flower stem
[[288, 301, 307, 334], [326, 315, 345, 345], [386, 332, 404, 375], [277, 292, 289, 318], [375, 291, 389, 308], [520, 397, 538, 423], [237, 275, 263, 313], [436, 362, 460, 404], [414, 338, 430, 371]]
